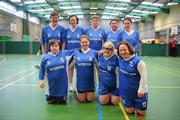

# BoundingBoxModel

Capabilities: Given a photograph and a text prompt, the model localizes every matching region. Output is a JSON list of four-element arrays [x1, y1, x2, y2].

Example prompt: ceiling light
[[67, 12, 83, 15], [113, 0, 131, 2], [28, 8, 54, 12], [25, 0, 46, 4], [142, 2, 163, 7], [10, 0, 21, 2], [101, 16, 114, 19], [150, 11, 158, 14], [105, 6, 127, 11], [167, 3, 178, 6], [90, 12, 96, 14], [60, 6, 81, 9], [90, 7, 98, 10]]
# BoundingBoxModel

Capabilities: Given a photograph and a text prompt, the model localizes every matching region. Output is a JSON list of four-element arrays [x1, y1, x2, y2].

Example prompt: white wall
[[154, 4, 180, 31]]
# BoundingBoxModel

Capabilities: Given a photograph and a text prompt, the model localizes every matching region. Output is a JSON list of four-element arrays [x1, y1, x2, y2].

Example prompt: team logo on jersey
[[60, 57, 65, 62], [77, 57, 80, 60], [129, 61, 134, 67], [89, 57, 92, 61], [89, 33, 92, 36], [77, 34, 80, 38], [99, 33, 102, 37], [47, 61, 51, 65], [67, 35, 70, 38], [107, 66, 111, 71], [58, 33, 60, 37], [142, 102, 147, 108], [48, 34, 51, 38]]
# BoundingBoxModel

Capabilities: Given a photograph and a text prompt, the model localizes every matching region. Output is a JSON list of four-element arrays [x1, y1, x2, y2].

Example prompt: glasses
[[103, 47, 113, 51]]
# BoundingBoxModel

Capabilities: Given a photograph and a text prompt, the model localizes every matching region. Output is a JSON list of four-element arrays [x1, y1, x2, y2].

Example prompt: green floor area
[[0, 55, 180, 120]]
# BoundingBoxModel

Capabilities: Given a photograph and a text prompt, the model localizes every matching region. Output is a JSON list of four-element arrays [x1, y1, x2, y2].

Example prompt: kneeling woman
[[39, 40, 71, 104], [69, 35, 98, 102], [98, 41, 120, 105], [117, 41, 148, 115]]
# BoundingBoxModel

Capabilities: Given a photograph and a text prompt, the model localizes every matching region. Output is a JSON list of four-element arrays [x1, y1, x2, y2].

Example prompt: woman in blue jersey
[[63, 15, 85, 92], [98, 41, 120, 105], [40, 12, 65, 54], [120, 17, 140, 53], [85, 15, 106, 51], [106, 19, 122, 48], [69, 35, 98, 102], [39, 40, 70, 104], [117, 41, 148, 115]]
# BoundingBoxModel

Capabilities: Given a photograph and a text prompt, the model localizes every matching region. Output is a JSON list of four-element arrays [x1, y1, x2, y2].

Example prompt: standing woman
[[117, 41, 148, 115], [98, 41, 120, 105], [40, 12, 65, 54], [39, 40, 70, 104], [63, 15, 85, 91], [106, 19, 122, 48], [120, 17, 140, 53], [69, 35, 98, 102], [85, 15, 106, 51]]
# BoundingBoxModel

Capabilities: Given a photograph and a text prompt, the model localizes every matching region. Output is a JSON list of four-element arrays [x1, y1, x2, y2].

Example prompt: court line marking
[[0, 67, 34, 82], [0, 56, 7, 64], [97, 102, 103, 120], [149, 86, 180, 89], [147, 63, 180, 78], [0, 83, 39, 87], [0, 84, 179, 89], [95, 86, 103, 120], [118, 102, 130, 120], [146, 61, 180, 74], [0, 71, 37, 90]]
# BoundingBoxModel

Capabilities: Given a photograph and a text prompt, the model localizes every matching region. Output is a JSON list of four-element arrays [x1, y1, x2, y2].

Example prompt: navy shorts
[[99, 86, 119, 96], [46, 95, 67, 104], [77, 89, 95, 93], [121, 93, 148, 111]]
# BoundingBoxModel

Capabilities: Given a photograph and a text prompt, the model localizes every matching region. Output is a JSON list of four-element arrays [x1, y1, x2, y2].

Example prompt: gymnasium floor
[[0, 54, 180, 120]]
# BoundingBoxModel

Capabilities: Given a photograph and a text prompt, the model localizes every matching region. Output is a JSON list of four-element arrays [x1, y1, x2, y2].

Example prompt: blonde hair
[[103, 41, 115, 54]]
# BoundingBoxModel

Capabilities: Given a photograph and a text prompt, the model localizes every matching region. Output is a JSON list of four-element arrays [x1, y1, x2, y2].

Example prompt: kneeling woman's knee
[[136, 110, 145, 116], [126, 108, 135, 114]]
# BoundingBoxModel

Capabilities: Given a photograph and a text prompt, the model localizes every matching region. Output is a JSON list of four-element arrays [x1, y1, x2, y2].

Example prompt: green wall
[[141, 44, 166, 56], [0, 41, 40, 54], [0, 41, 180, 56]]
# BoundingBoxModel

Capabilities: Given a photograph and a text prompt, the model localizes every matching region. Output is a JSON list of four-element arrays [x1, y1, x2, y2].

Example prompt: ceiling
[[5, 0, 180, 22]]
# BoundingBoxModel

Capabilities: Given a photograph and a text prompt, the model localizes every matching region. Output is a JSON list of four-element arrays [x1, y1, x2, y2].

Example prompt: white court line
[[149, 86, 180, 89], [0, 67, 34, 82], [0, 84, 39, 87], [0, 56, 7, 64], [0, 71, 37, 90]]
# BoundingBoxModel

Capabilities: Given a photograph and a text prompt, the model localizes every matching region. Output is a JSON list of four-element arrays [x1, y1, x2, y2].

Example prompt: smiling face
[[91, 17, 99, 29], [102, 42, 114, 58], [118, 44, 130, 59], [50, 42, 59, 55], [69, 16, 78, 28], [124, 19, 132, 32], [110, 20, 119, 31], [80, 37, 89, 51], [50, 14, 59, 26]]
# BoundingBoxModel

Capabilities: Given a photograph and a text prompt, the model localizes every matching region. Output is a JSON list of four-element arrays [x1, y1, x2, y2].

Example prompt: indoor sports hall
[[0, 0, 180, 120]]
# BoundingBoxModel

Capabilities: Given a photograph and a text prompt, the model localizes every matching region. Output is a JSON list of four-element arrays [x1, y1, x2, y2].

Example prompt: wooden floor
[[0, 54, 180, 120]]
